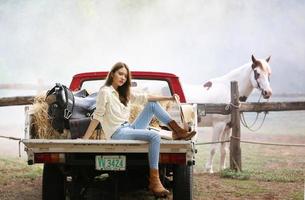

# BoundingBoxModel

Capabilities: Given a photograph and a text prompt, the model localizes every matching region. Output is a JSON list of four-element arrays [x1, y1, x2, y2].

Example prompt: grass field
[[0, 157, 42, 186], [193, 125, 305, 200], [0, 156, 42, 200], [194, 142, 304, 200]]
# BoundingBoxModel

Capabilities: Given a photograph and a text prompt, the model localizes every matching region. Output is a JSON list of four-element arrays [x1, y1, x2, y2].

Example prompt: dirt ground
[[194, 173, 304, 200], [0, 177, 42, 200], [0, 172, 303, 200]]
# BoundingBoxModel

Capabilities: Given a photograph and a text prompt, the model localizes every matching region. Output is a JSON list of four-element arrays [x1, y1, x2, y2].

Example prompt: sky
[[1, 0, 305, 95]]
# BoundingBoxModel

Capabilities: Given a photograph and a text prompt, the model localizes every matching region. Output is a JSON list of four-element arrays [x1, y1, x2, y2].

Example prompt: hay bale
[[129, 101, 173, 128], [90, 129, 106, 140], [30, 94, 69, 139]]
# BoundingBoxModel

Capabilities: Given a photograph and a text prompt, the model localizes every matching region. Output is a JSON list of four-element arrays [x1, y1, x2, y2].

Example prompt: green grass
[[218, 167, 304, 197], [289, 191, 304, 200], [220, 168, 251, 180], [0, 156, 43, 185], [248, 168, 304, 182], [242, 144, 305, 182]]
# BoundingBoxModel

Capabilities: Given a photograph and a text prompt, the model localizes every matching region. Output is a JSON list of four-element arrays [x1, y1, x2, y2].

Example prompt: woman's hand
[[172, 94, 180, 102], [81, 130, 92, 139], [148, 94, 176, 102], [82, 135, 90, 139], [81, 119, 100, 139]]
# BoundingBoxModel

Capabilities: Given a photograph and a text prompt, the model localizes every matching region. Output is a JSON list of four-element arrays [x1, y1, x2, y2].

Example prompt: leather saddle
[[46, 85, 102, 139], [71, 91, 97, 119], [69, 90, 101, 139]]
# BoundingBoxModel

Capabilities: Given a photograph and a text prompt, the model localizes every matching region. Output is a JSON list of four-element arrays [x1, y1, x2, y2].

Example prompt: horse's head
[[250, 55, 272, 99]]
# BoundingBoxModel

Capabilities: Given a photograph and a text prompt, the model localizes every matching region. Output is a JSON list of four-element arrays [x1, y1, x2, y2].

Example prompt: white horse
[[183, 55, 272, 173]]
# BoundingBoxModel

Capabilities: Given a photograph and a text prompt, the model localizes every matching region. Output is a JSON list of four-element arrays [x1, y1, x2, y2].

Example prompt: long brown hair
[[104, 62, 131, 106]]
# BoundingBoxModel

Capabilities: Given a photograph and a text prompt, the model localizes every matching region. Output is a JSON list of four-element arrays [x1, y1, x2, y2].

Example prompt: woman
[[82, 62, 196, 197]]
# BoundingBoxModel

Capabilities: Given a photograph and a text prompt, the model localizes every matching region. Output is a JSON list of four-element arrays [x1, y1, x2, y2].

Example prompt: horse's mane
[[215, 63, 252, 82], [216, 58, 271, 82]]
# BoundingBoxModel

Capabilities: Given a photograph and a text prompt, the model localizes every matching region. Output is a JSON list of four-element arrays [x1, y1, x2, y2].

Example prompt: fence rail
[[1, 96, 305, 112], [197, 103, 231, 115], [197, 101, 305, 116], [0, 96, 35, 107], [240, 101, 305, 112], [196, 138, 305, 147]]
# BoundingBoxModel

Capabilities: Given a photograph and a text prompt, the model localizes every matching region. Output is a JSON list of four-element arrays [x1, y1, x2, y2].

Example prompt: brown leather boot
[[149, 169, 170, 197], [168, 120, 196, 140]]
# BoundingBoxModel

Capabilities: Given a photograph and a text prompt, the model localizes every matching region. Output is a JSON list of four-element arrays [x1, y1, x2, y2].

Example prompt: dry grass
[[30, 94, 69, 139], [129, 101, 173, 128]]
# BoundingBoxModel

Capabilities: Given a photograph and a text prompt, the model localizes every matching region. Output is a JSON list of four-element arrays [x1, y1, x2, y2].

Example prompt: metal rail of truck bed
[[22, 139, 195, 154]]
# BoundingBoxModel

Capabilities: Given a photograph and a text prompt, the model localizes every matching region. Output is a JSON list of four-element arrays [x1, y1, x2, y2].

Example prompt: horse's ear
[[251, 55, 257, 63], [266, 56, 271, 62]]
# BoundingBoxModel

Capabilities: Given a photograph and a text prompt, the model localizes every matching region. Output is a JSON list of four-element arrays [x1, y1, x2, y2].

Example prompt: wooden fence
[[1, 82, 305, 171]]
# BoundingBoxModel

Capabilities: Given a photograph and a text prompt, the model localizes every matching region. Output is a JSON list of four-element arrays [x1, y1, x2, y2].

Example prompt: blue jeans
[[111, 102, 172, 169]]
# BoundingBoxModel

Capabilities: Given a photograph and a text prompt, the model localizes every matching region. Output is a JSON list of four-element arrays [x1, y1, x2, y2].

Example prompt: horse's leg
[[205, 122, 226, 173], [220, 125, 231, 171]]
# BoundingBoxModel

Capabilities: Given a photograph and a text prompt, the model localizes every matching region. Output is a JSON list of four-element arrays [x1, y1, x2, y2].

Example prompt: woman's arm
[[147, 94, 179, 102], [82, 87, 108, 139], [82, 119, 100, 139]]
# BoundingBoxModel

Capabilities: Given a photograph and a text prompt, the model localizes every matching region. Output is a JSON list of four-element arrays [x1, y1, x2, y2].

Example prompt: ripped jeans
[[111, 102, 172, 169]]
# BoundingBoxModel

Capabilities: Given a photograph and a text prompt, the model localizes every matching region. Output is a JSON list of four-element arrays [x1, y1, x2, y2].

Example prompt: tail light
[[159, 153, 186, 165], [34, 153, 65, 164]]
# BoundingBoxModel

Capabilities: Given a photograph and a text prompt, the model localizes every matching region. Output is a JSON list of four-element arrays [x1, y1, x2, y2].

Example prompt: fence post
[[230, 81, 242, 171]]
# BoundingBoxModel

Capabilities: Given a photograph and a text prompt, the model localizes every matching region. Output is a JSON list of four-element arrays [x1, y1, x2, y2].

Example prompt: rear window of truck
[[81, 79, 172, 96]]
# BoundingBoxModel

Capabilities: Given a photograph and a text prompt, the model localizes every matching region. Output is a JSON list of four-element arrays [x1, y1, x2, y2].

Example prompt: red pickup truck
[[22, 71, 197, 200]]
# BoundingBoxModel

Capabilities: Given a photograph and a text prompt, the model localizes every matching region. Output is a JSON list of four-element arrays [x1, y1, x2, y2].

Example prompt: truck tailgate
[[22, 139, 194, 154]]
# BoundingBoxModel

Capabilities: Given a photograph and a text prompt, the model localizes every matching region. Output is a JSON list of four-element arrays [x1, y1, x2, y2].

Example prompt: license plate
[[95, 155, 126, 171]]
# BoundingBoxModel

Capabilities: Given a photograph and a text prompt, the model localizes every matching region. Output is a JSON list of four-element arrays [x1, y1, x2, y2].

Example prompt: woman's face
[[112, 67, 128, 89]]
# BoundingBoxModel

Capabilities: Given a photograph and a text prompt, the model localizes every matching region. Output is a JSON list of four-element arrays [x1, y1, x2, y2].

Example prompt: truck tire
[[173, 165, 193, 200], [42, 164, 65, 200]]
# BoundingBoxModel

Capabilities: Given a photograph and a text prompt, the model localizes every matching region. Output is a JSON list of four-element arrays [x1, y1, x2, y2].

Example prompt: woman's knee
[[146, 101, 155, 108], [149, 131, 161, 143], [147, 101, 161, 109]]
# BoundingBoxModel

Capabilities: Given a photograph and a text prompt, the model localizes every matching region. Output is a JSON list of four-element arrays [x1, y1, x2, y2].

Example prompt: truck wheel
[[42, 164, 65, 200], [173, 165, 193, 200]]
